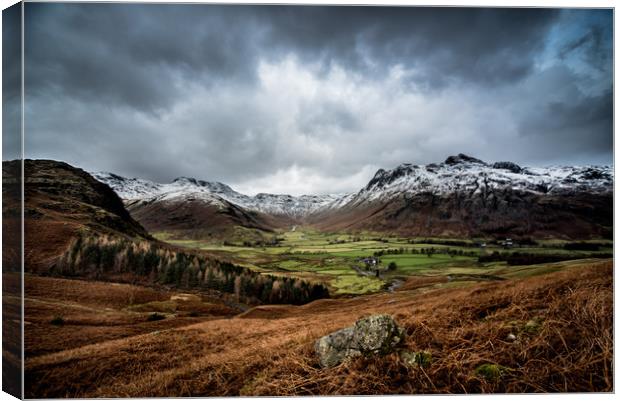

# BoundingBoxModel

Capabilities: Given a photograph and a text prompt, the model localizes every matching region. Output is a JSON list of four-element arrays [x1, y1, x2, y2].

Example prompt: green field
[[155, 228, 612, 296]]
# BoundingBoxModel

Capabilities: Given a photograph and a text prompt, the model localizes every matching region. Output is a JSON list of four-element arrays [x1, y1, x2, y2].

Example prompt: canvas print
[[1, 2, 614, 398]]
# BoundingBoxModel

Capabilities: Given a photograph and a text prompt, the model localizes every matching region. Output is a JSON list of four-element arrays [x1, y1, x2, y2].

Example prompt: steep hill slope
[[3, 159, 150, 272], [311, 154, 613, 239], [123, 194, 287, 241], [93, 173, 307, 240]]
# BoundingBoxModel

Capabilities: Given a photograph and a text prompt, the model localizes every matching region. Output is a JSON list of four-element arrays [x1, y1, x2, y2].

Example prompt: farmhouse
[[361, 257, 379, 267]]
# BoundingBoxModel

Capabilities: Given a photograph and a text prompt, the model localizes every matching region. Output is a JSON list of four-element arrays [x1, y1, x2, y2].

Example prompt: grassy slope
[[15, 274, 238, 359], [24, 259, 612, 397]]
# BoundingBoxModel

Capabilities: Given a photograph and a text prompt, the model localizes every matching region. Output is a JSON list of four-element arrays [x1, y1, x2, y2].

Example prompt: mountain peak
[[372, 168, 386, 179], [444, 153, 486, 166], [94, 172, 349, 218], [171, 177, 235, 193], [492, 161, 523, 174], [172, 176, 198, 185]]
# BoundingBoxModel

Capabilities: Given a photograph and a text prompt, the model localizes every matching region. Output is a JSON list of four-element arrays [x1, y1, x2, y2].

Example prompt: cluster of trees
[[236, 236, 283, 248], [405, 237, 541, 248], [373, 247, 477, 258], [563, 242, 606, 251], [374, 248, 404, 257], [55, 234, 329, 305], [478, 251, 612, 266], [406, 238, 476, 247], [324, 235, 364, 243], [328, 235, 368, 244]]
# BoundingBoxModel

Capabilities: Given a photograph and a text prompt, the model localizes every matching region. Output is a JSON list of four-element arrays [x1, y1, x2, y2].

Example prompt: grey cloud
[[2, 3, 21, 161], [297, 100, 360, 136], [559, 29, 595, 58], [518, 89, 612, 160], [25, 4, 561, 114], [18, 4, 613, 194], [25, 4, 262, 113], [559, 25, 611, 72], [266, 7, 560, 87], [2, 3, 20, 101], [557, 8, 612, 68]]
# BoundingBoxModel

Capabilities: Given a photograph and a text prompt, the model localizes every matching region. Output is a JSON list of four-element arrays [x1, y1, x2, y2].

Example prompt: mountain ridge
[[92, 171, 348, 218], [93, 153, 613, 219]]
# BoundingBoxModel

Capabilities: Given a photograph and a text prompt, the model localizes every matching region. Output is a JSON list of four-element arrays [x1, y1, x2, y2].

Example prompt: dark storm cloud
[[558, 21, 612, 73], [264, 7, 560, 87], [20, 4, 613, 194], [2, 2, 21, 161], [559, 26, 600, 59], [2, 2, 20, 101], [519, 89, 613, 158], [24, 4, 262, 113], [24, 4, 560, 113]]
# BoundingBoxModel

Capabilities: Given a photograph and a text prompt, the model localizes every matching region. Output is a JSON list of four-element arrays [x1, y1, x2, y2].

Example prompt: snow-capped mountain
[[308, 154, 613, 238], [92, 172, 348, 218], [93, 154, 613, 225], [349, 154, 612, 206], [243, 193, 347, 217]]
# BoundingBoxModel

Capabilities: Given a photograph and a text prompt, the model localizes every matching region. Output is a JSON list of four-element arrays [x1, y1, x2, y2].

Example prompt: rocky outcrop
[[444, 153, 486, 165], [492, 161, 523, 174], [315, 315, 404, 368]]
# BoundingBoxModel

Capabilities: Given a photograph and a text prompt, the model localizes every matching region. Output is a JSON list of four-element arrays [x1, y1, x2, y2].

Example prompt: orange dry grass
[[3, 273, 22, 395], [398, 274, 449, 291], [25, 274, 170, 309], [23, 275, 237, 358], [25, 260, 612, 397]]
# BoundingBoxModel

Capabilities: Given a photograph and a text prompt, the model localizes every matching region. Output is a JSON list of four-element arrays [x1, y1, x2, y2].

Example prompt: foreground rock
[[315, 314, 404, 368]]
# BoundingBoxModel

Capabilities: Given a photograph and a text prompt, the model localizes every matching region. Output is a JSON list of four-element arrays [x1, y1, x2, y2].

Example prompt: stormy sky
[[4, 3, 614, 195]]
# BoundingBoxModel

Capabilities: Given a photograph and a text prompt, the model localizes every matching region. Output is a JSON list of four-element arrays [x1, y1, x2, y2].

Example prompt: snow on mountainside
[[91, 172, 346, 218], [245, 193, 347, 217], [92, 154, 613, 218], [349, 154, 613, 206], [90, 173, 162, 200]]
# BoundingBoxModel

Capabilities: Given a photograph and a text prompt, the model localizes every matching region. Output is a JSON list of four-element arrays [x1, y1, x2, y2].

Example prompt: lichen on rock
[[315, 314, 404, 368]]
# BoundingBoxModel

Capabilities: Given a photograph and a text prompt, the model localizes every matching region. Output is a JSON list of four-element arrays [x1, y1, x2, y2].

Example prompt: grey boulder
[[315, 314, 404, 368]]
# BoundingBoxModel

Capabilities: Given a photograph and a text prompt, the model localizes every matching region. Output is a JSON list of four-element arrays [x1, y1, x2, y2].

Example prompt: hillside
[[94, 173, 299, 241], [23, 259, 612, 397], [3, 159, 151, 272], [2, 160, 21, 272], [123, 195, 288, 242]]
